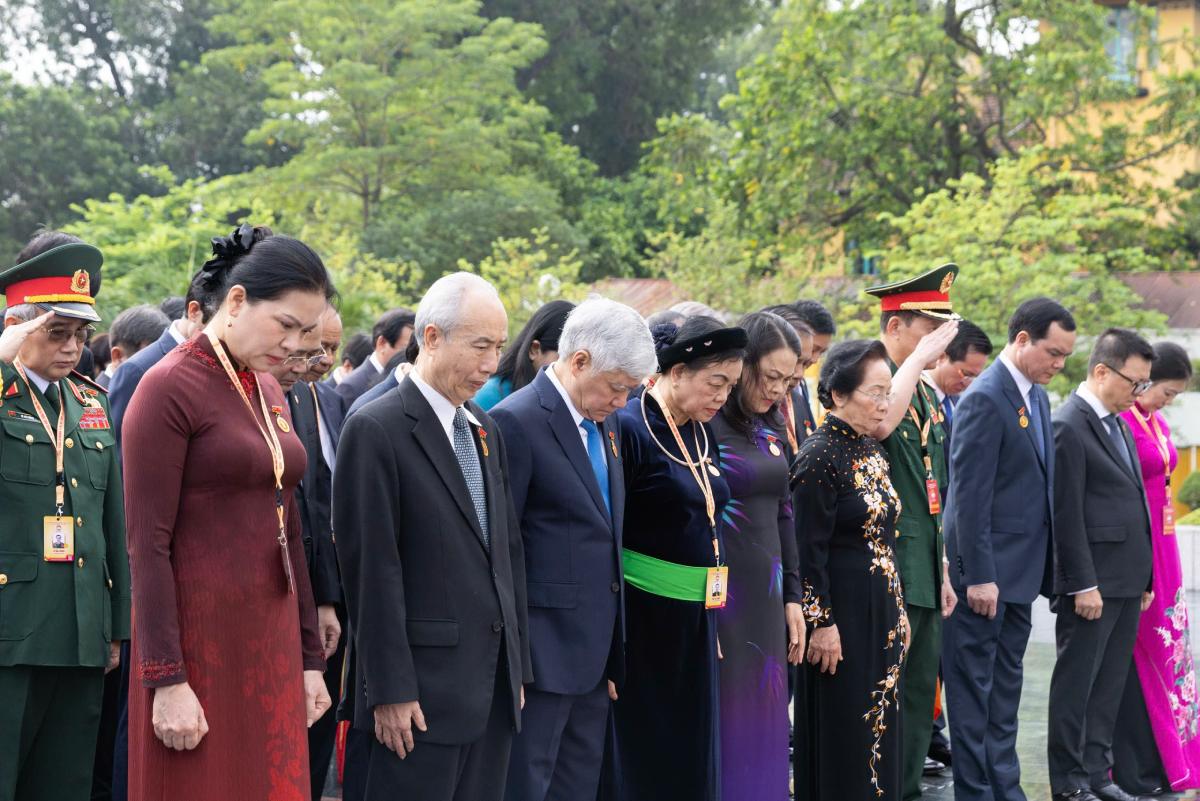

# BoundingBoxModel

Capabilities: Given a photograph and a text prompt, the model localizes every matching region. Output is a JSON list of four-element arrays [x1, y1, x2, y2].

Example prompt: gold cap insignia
[[939, 272, 955, 295], [70, 270, 91, 295]]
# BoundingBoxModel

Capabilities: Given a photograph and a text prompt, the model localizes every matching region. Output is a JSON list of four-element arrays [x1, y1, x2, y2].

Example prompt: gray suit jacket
[[1051, 392, 1153, 598]]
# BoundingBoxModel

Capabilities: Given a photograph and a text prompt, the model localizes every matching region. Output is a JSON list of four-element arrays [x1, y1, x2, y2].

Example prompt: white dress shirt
[[408, 369, 481, 446], [168, 319, 188, 345], [546, 364, 590, 454], [998, 352, 1034, 409], [310, 384, 337, 471], [368, 353, 385, 374]]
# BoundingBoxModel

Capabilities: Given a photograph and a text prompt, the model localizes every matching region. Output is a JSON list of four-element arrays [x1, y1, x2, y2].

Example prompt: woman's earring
[[227, 319, 233, 328]]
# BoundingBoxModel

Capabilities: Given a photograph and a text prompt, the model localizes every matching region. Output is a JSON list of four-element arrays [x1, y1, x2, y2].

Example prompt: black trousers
[[364, 666, 515, 801], [1047, 595, 1141, 793], [309, 616, 347, 801], [1112, 661, 1168, 794]]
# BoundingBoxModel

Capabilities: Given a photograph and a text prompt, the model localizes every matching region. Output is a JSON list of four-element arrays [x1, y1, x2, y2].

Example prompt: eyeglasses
[[282, 351, 329, 369], [953, 365, 981, 384], [1104, 363, 1153, 395], [855, 388, 894, 405], [44, 325, 95, 344]]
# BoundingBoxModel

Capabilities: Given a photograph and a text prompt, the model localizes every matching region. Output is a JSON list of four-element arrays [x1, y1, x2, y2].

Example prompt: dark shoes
[[1052, 792, 1100, 801], [927, 742, 952, 767], [923, 756, 946, 776], [1091, 784, 1148, 801]]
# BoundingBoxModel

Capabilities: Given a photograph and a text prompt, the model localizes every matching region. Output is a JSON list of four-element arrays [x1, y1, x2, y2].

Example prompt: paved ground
[[320, 596, 1200, 800]]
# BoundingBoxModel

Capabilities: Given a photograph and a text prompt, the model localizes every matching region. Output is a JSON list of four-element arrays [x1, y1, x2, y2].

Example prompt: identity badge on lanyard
[[1132, 409, 1175, 536], [14, 360, 74, 562], [909, 384, 941, 517], [207, 332, 296, 594]]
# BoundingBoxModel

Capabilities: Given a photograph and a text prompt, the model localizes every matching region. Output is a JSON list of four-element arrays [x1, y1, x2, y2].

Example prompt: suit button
[[77, 557, 85, 568], [64, 437, 74, 449], [70, 477, 78, 488], [0, 574, 7, 585], [491, 621, 503, 633], [76, 517, 83, 527], [611, 582, 620, 593]]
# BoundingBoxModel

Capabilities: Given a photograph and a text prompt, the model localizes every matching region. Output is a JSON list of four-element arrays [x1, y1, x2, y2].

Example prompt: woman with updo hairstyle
[[708, 311, 804, 801], [794, 339, 909, 801], [123, 224, 335, 801], [607, 315, 746, 801]]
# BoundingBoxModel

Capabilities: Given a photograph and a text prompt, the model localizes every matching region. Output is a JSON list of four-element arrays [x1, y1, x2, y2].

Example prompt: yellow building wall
[[1046, 1, 1200, 193]]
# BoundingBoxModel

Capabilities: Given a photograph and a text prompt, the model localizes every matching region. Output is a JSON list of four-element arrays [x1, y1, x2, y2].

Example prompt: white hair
[[414, 272, 501, 347], [557, 296, 657, 380], [3, 304, 38, 322]]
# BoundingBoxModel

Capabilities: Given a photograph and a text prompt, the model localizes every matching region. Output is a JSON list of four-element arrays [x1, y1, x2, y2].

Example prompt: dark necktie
[[581, 419, 611, 517], [452, 407, 489, 548], [44, 382, 61, 414], [1104, 416, 1134, 474], [941, 395, 954, 436], [1026, 389, 1045, 460]]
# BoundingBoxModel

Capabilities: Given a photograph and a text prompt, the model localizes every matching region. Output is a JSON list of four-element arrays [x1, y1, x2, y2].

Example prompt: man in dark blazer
[[943, 297, 1077, 801], [335, 307, 413, 405], [286, 306, 347, 801], [1047, 329, 1155, 801], [334, 272, 531, 801], [490, 298, 657, 801]]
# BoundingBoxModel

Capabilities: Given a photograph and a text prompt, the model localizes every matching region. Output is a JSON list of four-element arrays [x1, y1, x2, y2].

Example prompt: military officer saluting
[[0, 232, 130, 801], [863, 263, 961, 801]]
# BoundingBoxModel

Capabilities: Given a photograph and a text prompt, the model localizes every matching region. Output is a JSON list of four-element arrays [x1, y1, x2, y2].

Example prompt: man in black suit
[[274, 305, 347, 800], [334, 272, 531, 801], [335, 307, 414, 405], [491, 298, 657, 801], [100, 305, 169, 390], [1048, 329, 1155, 801]]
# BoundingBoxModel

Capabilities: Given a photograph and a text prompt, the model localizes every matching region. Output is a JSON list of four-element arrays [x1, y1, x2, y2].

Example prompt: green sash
[[622, 548, 710, 602]]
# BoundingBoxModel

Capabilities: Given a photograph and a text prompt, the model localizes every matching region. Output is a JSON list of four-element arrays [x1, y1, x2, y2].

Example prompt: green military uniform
[[0, 243, 130, 801], [866, 263, 958, 801]]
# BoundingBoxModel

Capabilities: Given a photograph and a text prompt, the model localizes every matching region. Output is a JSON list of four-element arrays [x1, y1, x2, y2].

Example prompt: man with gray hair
[[101, 304, 170, 388], [490, 297, 656, 801], [334, 272, 531, 801]]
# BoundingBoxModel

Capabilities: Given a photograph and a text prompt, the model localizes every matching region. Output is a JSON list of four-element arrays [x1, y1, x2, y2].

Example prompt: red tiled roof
[[589, 278, 688, 317], [1119, 272, 1200, 329]]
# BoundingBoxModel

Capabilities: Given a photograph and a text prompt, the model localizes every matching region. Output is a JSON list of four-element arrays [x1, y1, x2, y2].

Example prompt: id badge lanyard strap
[[907, 381, 942, 520], [207, 332, 296, 594], [13, 359, 67, 515]]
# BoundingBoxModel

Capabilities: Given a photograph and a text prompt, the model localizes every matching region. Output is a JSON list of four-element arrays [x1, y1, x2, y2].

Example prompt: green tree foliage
[[0, 76, 153, 258], [481, 0, 759, 175], [720, 0, 1190, 249], [1180, 471, 1200, 511], [872, 150, 1166, 390]]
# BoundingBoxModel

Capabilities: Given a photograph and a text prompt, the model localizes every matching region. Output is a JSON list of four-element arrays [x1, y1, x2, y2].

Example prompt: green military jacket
[[881, 364, 948, 610], [0, 362, 130, 667]]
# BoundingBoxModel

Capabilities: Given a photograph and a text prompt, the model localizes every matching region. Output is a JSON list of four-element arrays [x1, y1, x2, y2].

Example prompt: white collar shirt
[[408, 369, 481, 446]]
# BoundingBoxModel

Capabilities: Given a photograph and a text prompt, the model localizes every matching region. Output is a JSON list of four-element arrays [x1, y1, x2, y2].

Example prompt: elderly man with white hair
[[489, 297, 657, 801], [334, 272, 532, 801]]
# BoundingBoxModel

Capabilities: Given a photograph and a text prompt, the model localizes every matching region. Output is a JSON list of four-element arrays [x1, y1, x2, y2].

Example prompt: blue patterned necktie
[[452, 407, 489, 548], [581, 419, 611, 517]]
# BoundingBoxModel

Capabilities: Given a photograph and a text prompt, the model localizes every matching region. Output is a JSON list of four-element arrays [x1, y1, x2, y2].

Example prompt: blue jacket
[[109, 325, 179, 451], [490, 368, 626, 694], [943, 358, 1055, 603], [346, 369, 399, 419]]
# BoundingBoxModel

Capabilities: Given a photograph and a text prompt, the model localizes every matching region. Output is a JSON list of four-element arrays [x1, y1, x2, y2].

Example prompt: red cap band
[[880, 289, 949, 311]]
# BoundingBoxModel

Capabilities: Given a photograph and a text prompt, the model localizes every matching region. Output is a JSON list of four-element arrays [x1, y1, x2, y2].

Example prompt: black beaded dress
[[794, 415, 907, 801]]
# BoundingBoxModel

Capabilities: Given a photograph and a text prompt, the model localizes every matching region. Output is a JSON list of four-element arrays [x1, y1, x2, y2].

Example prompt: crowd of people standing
[[0, 224, 1195, 801]]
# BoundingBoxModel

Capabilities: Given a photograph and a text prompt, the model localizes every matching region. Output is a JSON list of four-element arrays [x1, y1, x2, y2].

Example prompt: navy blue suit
[[347, 369, 399, 418], [109, 325, 179, 452], [490, 368, 625, 801], [942, 358, 1054, 801]]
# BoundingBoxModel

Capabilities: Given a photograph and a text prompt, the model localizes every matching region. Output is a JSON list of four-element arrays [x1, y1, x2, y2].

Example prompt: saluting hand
[[0, 310, 55, 364], [911, 319, 960, 367], [304, 669, 332, 728], [375, 700, 428, 759], [152, 682, 209, 751]]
